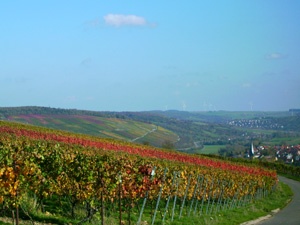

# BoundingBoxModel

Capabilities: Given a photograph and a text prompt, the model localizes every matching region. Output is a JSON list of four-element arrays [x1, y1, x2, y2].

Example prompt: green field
[[266, 137, 300, 145], [197, 145, 225, 154], [193, 110, 291, 120]]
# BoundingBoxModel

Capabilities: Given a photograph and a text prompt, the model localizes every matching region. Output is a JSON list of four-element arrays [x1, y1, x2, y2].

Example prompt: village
[[250, 143, 300, 166], [227, 118, 284, 130]]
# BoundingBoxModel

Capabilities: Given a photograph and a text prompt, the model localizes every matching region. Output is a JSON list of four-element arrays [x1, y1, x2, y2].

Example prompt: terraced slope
[[4, 114, 179, 147]]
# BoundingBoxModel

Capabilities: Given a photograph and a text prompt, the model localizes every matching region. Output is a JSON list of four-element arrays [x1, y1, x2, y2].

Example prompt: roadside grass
[[0, 181, 292, 225], [278, 173, 300, 182], [169, 181, 292, 225]]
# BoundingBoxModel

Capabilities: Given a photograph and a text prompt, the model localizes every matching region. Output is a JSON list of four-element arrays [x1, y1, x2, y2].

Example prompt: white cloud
[[241, 82, 252, 88], [265, 52, 286, 60], [185, 82, 199, 88], [104, 14, 148, 27]]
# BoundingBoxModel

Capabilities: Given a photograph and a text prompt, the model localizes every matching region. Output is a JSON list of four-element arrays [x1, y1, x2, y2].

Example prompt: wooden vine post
[[151, 168, 168, 225], [118, 173, 122, 225], [179, 174, 191, 218], [137, 167, 156, 225], [162, 171, 178, 223]]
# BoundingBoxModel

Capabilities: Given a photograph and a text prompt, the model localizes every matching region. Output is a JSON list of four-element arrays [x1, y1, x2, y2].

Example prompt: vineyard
[[0, 121, 278, 224]]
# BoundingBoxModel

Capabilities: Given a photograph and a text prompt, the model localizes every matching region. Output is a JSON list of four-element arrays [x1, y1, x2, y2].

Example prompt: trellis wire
[[88, 168, 276, 225]]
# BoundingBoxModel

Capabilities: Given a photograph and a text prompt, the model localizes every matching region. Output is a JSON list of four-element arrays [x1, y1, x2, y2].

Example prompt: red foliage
[[0, 125, 277, 179]]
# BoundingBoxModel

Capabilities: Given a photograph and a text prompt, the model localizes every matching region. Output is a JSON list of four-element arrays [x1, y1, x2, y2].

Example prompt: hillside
[[0, 107, 248, 149], [1, 106, 299, 151], [0, 120, 278, 225], [0, 107, 178, 148]]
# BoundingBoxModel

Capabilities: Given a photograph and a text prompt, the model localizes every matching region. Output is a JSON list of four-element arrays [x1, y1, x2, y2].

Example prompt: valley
[[1, 106, 299, 156]]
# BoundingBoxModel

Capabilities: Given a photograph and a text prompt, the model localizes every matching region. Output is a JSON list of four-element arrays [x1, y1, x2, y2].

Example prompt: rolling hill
[[0, 107, 178, 148], [0, 106, 299, 150]]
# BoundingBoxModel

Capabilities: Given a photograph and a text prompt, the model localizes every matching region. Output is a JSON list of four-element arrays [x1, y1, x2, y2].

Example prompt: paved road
[[257, 176, 300, 225]]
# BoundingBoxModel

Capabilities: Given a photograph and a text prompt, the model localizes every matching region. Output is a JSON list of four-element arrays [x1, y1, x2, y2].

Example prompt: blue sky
[[1, 0, 299, 111]]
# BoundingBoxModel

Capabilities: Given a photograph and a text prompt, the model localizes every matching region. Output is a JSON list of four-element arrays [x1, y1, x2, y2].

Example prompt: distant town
[[249, 143, 300, 166], [227, 119, 284, 130]]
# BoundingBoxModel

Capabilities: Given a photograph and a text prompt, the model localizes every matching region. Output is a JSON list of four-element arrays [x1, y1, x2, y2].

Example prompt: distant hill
[[0, 106, 178, 147], [0, 106, 298, 150]]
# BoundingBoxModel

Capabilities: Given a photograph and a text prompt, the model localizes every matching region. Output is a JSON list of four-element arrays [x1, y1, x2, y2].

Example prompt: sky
[[1, 0, 300, 112]]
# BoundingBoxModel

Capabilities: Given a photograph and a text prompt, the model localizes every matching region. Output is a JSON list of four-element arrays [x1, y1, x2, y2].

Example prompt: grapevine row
[[0, 135, 277, 204], [0, 121, 278, 224], [0, 121, 277, 178]]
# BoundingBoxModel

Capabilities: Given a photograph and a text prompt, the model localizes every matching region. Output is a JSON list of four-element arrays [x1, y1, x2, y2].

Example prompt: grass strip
[[0, 180, 293, 225], [166, 181, 293, 225]]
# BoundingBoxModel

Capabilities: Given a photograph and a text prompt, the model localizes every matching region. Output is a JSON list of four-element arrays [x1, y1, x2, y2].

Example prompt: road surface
[[256, 176, 300, 225]]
